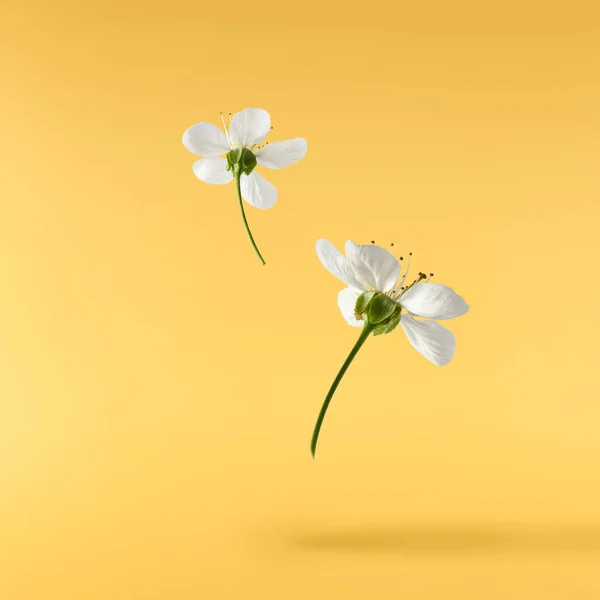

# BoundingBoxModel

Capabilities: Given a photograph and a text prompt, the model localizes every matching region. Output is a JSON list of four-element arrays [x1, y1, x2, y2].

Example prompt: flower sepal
[[354, 290, 401, 335], [371, 307, 401, 336], [226, 147, 257, 177]]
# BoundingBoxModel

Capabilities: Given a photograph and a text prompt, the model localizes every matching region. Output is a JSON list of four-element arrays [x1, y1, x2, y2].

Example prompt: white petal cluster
[[316, 239, 469, 366], [183, 108, 307, 210]]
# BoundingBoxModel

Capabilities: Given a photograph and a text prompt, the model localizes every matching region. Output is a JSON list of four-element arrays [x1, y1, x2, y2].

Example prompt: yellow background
[[2, 1, 600, 598]]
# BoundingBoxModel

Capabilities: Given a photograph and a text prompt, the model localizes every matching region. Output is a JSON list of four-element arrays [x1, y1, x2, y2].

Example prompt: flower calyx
[[354, 290, 401, 336], [226, 147, 257, 177]]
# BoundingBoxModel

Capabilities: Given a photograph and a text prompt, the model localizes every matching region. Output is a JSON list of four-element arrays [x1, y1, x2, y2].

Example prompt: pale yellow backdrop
[[1, 0, 600, 598]]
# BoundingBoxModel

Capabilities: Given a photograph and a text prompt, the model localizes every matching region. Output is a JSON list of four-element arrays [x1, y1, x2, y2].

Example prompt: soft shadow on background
[[271, 522, 600, 555]]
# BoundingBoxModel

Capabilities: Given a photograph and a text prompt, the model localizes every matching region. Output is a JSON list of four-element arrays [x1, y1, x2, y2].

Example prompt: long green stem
[[311, 322, 374, 457], [235, 173, 266, 265]]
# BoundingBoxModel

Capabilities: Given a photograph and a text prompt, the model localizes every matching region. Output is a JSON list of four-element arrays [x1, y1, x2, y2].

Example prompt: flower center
[[220, 111, 272, 152], [371, 243, 435, 300]]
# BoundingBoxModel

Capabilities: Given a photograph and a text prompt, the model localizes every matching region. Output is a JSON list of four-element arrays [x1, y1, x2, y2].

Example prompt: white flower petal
[[182, 123, 230, 157], [192, 158, 233, 184], [256, 138, 308, 169], [400, 283, 469, 320], [230, 108, 271, 147], [315, 239, 366, 291], [240, 171, 278, 209], [337, 287, 363, 327], [401, 314, 456, 366], [345, 241, 401, 292]]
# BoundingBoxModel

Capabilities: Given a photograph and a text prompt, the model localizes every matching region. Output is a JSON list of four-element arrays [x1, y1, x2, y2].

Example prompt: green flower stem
[[311, 321, 375, 457], [234, 172, 266, 265]]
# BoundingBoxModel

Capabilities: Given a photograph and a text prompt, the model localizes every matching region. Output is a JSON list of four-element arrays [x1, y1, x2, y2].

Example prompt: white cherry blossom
[[316, 239, 468, 366], [182, 108, 307, 210], [310, 239, 469, 456]]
